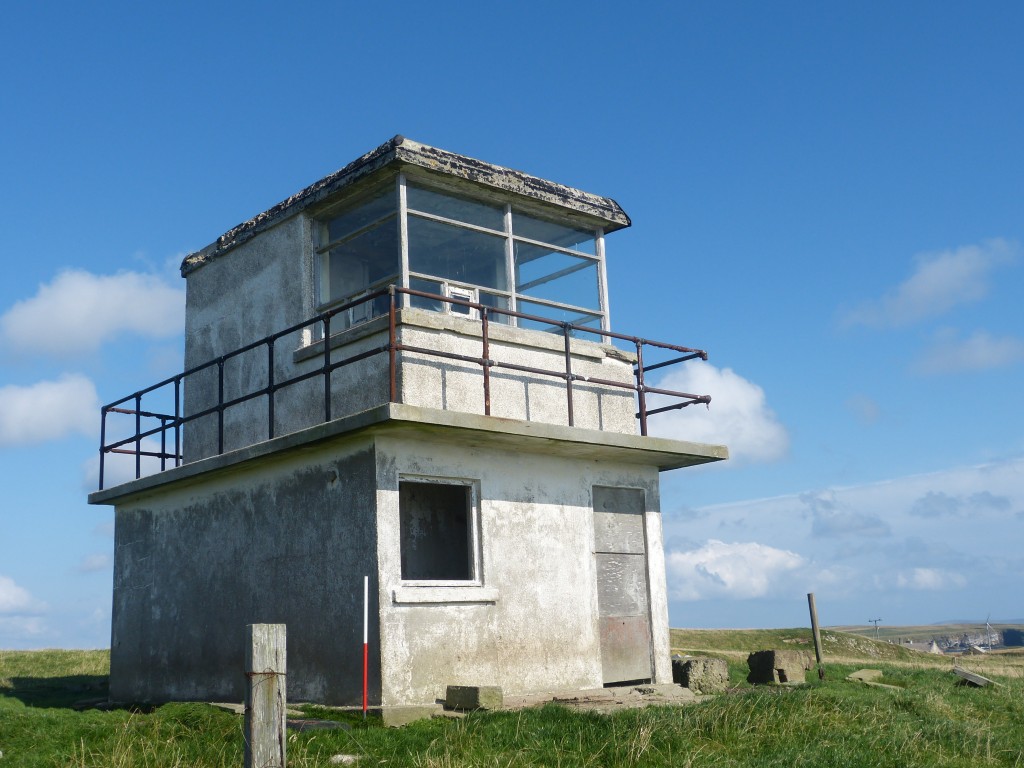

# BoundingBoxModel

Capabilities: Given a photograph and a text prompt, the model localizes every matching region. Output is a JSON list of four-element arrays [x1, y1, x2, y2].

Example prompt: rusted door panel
[[593, 486, 652, 684], [598, 615, 653, 684]]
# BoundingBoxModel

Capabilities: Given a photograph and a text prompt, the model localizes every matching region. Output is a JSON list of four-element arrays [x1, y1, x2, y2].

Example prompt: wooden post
[[807, 593, 825, 680], [245, 624, 287, 768]]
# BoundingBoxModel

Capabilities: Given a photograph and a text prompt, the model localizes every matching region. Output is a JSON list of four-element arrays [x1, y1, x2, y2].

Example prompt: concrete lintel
[[89, 402, 727, 506]]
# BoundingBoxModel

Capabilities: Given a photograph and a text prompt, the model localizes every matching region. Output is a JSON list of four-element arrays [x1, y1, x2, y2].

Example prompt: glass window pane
[[408, 277, 444, 311], [512, 212, 595, 254], [516, 300, 602, 336], [479, 292, 510, 324], [514, 242, 600, 310], [408, 217, 508, 291], [324, 218, 399, 304], [407, 183, 505, 232], [323, 187, 397, 245]]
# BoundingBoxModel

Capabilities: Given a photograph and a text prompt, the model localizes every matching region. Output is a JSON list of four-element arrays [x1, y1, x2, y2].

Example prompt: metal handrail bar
[[640, 352, 706, 375], [98, 285, 710, 490], [108, 447, 178, 459]]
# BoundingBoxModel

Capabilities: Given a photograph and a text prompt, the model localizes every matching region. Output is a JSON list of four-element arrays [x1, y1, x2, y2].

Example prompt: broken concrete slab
[[846, 669, 883, 682], [747, 650, 811, 685], [546, 683, 696, 713], [954, 668, 999, 687], [445, 685, 503, 711], [672, 656, 730, 694], [382, 704, 443, 727], [846, 670, 903, 691]]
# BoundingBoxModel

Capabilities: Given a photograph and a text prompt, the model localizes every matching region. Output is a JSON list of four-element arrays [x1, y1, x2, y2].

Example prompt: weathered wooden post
[[245, 623, 287, 768], [807, 593, 825, 680]]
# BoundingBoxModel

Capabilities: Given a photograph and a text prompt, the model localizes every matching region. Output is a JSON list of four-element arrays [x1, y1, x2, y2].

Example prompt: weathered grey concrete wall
[[182, 214, 315, 462], [110, 437, 379, 705], [372, 434, 670, 706]]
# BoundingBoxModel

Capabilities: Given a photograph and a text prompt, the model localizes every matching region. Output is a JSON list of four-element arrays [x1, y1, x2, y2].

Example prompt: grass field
[[3, 630, 1023, 767]]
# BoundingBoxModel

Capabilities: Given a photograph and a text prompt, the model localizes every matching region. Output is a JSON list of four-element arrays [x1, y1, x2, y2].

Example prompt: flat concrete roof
[[181, 136, 631, 277], [89, 403, 727, 506]]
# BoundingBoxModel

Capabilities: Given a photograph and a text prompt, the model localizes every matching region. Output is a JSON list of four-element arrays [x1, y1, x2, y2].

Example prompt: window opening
[[314, 176, 609, 332], [447, 285, 477, 319], [316, 181, 400, 329], [399, 480, 476, 582]]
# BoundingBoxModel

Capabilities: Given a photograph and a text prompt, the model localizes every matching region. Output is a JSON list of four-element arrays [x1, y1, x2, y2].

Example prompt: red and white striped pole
[[362, 575, 368, 719]]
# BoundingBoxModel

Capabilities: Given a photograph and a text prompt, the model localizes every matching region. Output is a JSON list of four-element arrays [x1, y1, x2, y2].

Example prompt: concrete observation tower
[[89, 137, 727, 708]]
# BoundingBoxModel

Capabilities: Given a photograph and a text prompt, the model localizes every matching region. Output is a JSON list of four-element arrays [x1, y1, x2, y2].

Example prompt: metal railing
[[97, 286, 711, 490]]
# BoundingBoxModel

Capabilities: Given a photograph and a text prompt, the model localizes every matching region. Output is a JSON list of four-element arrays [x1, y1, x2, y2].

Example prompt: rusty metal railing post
[[99, 406, 107, 490], [635, 340, 648, 436], [174, 376, 181, 468], [160, 416, 167, 472], [267, 340, 275, 440], [481, 307, 491, 416], [134, 393, 142, 479], [562, 323, 574, 427], [388, 285, 398, 403], [322, 313, 332, 422], [217, 358, 225, 455]]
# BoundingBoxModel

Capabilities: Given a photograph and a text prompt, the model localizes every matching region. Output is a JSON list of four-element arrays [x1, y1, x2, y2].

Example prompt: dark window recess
[[399, 481, 473, 581]]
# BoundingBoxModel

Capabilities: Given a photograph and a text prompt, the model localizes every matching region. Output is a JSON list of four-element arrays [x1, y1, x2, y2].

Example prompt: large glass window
[[514, 243, 600, 310], [317, 184, 399, 329], [408, 217, 508, 291], [406, 184, 505, 231], [513, 211, 596, 255], [315, 175, 608, 332]]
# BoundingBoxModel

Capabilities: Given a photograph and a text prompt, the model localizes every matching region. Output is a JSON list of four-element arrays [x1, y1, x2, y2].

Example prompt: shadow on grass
[[3, 674, 110, 709]]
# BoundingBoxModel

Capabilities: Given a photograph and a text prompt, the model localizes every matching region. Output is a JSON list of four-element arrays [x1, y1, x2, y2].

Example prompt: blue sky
[[1, 2, 1022, 648]]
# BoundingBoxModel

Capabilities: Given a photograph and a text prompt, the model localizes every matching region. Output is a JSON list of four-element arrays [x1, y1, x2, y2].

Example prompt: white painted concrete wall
[[373, 434, 669, 706]]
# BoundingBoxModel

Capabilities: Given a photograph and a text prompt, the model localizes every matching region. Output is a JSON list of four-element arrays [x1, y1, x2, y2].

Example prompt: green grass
[[3, 639, 1024, 766]]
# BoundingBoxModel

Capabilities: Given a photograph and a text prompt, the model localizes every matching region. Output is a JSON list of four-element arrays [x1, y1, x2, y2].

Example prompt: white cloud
[[803, 491, 892, 538], [82, 436, 167, 490], [914, 329, 1024, 374], [895, 568, 967, 591], [0, 616, 46, 639], [0, 374, 98, 446], [77, 554, 111, 573], [841, 239, 1018, 329], [646, 362, 788, 463], [0, 575, 43, 614], [667, 539, 805, 600], [0, 269, 185, 356]]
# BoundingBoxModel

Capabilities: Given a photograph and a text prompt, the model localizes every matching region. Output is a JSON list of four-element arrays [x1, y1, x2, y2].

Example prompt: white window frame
[[312, 173, 612, 334], [392, 475, 497, 605], [397, 475, 482, 587]]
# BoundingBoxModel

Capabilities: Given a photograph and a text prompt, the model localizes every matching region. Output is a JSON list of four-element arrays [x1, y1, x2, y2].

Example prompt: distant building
[[89, 137, 727, 707]]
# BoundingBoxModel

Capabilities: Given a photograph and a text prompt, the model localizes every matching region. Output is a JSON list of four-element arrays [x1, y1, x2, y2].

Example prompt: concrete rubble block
[[847, 669, 883, 682], [746, 650, 811, 685], [672, 656, 730, 694], [381, 705, 442, 727], [445, 685, 503, 711]]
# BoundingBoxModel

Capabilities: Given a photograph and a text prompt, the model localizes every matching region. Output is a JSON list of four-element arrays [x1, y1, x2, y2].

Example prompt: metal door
[[592, 486, 652, 685]]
